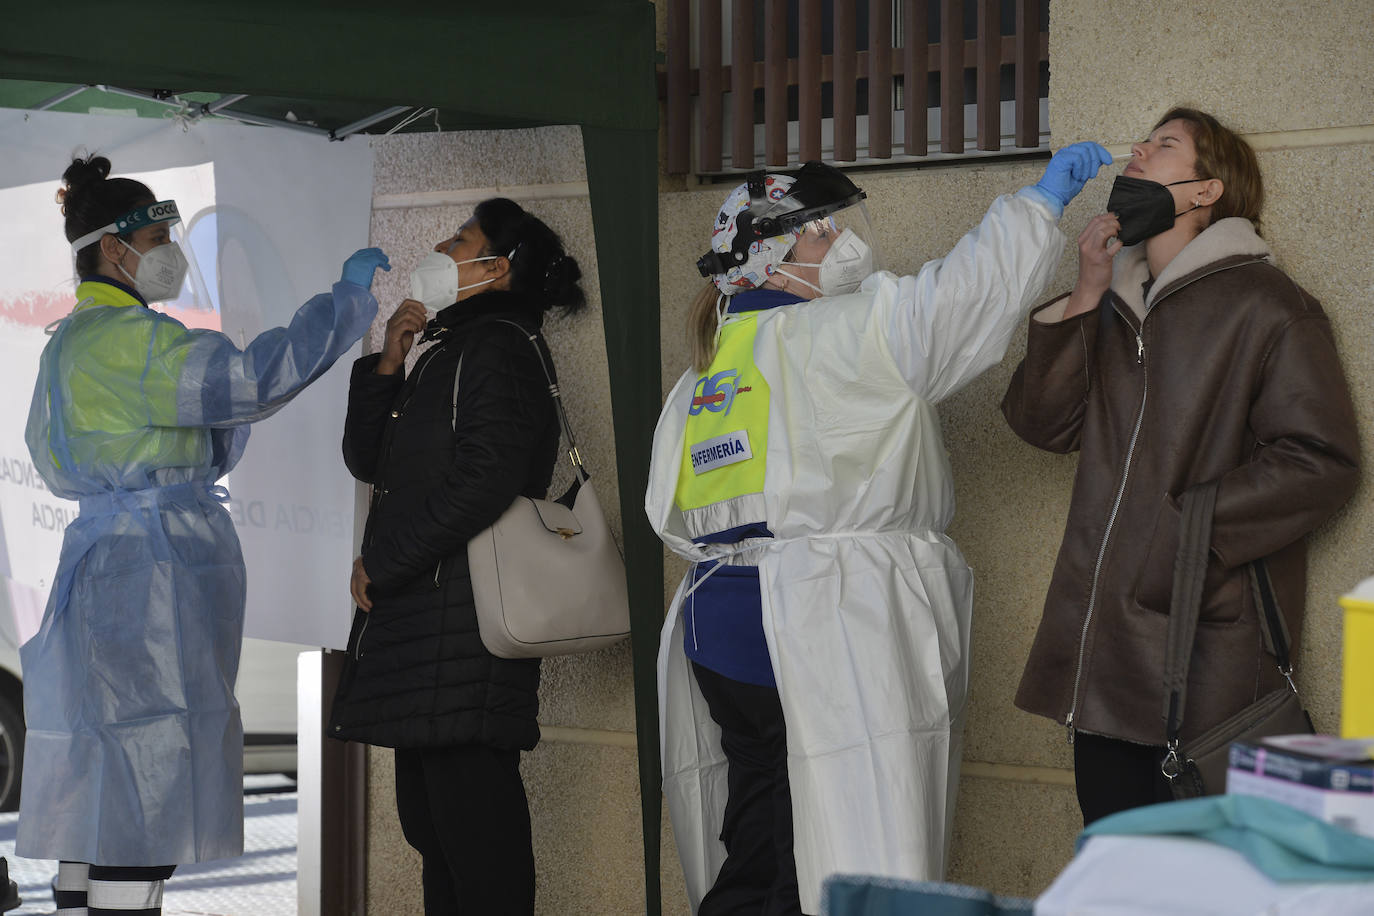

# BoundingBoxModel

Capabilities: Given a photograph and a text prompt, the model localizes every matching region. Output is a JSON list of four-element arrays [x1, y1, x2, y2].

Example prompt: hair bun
[[541, 254, 582, 300], [61, 155, 112, 194]]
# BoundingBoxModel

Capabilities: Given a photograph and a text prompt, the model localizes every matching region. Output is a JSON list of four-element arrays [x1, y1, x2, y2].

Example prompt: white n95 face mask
[[778, 228, 874, 298], [815, 228, 873, 296], [117, 239, 189, 303], [409, 251, 500, 310]]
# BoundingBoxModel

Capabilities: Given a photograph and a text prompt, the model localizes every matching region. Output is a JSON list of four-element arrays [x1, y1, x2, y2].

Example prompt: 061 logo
[[690, 369, 752, 416]]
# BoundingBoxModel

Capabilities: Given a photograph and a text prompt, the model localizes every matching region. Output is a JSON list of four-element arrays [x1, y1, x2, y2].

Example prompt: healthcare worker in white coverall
[[22, 155, 388, 916], [647, 145, 1112, 916]]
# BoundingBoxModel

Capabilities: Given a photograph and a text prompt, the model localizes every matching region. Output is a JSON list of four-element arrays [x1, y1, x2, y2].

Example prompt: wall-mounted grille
[[663, 0, 1050, 174]]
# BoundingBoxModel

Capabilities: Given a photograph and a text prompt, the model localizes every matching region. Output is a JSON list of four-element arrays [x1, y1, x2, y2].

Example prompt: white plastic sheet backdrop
[[0, 106, 374, 650]]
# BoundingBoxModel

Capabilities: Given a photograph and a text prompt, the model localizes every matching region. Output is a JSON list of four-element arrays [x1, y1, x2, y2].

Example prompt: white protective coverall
[[20, 277, 376, 865], [647, 188, 1064, 913]]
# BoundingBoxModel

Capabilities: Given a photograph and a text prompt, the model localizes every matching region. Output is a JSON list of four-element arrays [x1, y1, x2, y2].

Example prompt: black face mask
[[1107, 175, 1208, 246]]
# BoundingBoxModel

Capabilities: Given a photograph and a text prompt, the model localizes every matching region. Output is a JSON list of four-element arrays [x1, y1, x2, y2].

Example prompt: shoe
[[0, 857, 19, 912]]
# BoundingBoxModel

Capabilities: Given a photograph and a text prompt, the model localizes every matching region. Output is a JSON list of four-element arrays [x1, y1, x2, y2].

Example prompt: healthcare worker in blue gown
[[647, 145, 1111, 916], [20, 155, 388, 916]]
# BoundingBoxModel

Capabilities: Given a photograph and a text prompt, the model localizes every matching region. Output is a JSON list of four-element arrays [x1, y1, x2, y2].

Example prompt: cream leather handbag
[[459, 321, 631, 658]]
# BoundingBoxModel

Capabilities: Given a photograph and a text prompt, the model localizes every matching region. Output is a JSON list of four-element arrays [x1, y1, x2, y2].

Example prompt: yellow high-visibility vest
[[675, 313, 771, 512], [51, 280, 202, 470]]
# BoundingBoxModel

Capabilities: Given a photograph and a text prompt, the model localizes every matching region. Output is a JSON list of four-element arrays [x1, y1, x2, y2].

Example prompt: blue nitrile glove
[[340, 247, 391, 289], [1033, 141, 1113, 208]]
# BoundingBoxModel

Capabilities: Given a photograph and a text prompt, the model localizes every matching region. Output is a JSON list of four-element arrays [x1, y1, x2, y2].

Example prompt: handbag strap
[[1162, 480, 1218, 747], [1250, 558, 1294, 676], [1160, 481, 1298, 779], [450, 319, 588, 481]]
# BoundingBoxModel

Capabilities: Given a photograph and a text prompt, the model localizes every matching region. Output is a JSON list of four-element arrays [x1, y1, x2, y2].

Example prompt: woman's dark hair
[[58, 155, 154, 277], [473, 198, 587, 314]]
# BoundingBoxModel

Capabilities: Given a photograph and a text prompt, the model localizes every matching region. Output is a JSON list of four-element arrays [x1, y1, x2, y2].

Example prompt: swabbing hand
[[1034, 141, 1114, 209], [340, 247, 392, 290]]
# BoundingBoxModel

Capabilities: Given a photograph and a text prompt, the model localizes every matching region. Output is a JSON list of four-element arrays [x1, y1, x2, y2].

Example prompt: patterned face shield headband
[[699, 175, 801, 294]]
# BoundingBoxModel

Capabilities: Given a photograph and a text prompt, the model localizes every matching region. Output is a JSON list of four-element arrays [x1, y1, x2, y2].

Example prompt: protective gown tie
[[77, 482, 231, 517]]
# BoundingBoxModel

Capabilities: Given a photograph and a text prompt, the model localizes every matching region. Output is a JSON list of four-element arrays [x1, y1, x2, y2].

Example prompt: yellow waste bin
[[1340, 577, 1374, 738]]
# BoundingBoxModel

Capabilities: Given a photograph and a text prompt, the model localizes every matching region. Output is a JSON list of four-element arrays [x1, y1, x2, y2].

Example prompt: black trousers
[[394, 745, 535, 916], [691, 662, 808, 916], [1073, 731, 1176, 826]]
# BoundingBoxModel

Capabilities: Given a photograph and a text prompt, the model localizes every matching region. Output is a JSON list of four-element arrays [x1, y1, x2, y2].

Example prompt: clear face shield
[[772, 200, 879, 298]]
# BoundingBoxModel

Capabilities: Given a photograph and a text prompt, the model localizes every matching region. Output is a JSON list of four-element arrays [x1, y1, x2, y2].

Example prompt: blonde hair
[[687, 281, 726, 372]]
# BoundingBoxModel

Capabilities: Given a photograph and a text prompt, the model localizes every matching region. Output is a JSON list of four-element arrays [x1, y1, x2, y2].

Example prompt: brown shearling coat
[[1002, 217, 1359, 746]]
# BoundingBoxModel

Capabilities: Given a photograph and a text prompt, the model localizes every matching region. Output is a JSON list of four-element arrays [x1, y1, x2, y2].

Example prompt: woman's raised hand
[[1064, 213, 1123, 319], [376, 299, 429, 375]]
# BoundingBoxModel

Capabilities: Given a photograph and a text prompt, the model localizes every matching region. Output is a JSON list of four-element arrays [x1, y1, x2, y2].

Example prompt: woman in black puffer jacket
[[328, 198, 585, 916]]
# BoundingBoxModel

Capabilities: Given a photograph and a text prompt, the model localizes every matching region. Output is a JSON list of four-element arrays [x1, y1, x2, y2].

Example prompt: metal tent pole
[[330, 106, 413, 140], [32, 85, 88, 110]]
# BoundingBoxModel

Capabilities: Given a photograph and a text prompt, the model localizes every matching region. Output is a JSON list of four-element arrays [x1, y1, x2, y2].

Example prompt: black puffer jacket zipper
[[352, 345, 449, 661]]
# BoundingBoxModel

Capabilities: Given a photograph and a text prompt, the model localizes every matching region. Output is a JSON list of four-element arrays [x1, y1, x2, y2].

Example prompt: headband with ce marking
[[70, 200, 181, 254]]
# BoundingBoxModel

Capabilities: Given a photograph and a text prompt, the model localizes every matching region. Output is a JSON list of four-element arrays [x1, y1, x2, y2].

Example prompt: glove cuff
[[1021, 184, 1065, 220]]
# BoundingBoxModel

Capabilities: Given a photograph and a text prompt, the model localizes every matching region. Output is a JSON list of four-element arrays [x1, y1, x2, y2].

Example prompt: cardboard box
[[1228, 735, 1374, 839], [1342, 577, 1374, 738]]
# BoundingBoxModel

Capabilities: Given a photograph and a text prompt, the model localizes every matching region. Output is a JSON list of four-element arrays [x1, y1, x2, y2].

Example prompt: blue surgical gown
[[18, 276, 376, 865]]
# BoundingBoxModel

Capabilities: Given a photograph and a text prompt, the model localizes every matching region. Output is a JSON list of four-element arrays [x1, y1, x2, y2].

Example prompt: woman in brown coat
[[1002, 107, 1359, 825]]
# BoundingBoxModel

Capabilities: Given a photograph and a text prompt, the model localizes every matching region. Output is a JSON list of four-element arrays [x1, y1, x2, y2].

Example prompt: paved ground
[[0, 775, 298, 916]]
